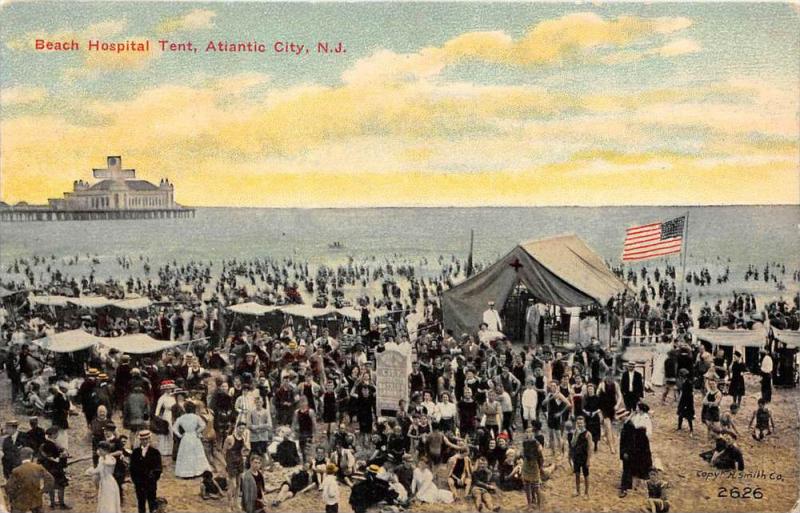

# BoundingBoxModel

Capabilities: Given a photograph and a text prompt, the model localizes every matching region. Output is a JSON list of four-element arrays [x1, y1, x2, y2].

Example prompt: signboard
[[375, 349, 409, 414]]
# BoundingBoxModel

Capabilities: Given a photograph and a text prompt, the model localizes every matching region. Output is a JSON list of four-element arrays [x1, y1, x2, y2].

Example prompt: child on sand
[[643, 469, 670, 513], [749, 399, 775, 441]]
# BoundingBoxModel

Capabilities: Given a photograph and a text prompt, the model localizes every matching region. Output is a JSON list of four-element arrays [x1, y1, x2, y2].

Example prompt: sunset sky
[[1, 2, 798, 207]]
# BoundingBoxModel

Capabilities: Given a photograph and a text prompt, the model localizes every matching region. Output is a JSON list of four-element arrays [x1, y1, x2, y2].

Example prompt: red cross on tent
[[509, 258, 523, 271]]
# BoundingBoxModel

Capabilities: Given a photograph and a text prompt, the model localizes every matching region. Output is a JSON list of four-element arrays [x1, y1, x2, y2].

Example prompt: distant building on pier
[[49, 156, 176, 210], [0, 156, 194, 222]]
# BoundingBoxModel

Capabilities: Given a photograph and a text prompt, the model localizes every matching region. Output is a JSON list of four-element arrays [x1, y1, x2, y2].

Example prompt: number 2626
[[718, 487, 763, 499]]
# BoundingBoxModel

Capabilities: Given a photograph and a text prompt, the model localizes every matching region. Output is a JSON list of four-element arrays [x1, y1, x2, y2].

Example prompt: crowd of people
[[0, 255, 797, 513]]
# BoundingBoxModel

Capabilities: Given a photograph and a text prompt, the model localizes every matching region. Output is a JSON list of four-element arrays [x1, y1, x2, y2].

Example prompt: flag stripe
[[626, 222, 660, 233], [622, 241, 683, 258], [621, 216, 685, 262], [624, 234, 661, 245], [624, 237, 681, 251]]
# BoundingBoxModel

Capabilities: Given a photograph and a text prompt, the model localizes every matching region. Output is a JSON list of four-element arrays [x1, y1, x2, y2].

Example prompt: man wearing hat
[[2, 420, 26, 478], [482, 301, 503, 332], [129, 430, 162, 513], [77, 369, 101, 425], [114, 354, 133, 411], [5, 446, 54, 513]]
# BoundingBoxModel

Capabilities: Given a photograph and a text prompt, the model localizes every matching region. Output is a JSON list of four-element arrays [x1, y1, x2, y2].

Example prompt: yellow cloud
[[344, 13, 694, 85], [156, 9, 216, 34], [1, 86, 46, 106]]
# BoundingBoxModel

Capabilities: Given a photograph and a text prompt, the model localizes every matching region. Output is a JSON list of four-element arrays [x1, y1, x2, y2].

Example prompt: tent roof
[[35, 329, 105, 353], [442, 234, 627, 335], [35, 329, 190, 354], [227, 302, 283, 316], [519, 234, 629, 305], [691, 327, 766, 347]]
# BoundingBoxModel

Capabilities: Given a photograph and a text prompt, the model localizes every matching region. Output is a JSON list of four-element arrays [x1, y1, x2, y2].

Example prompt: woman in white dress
[[411, 458, 454, 504], [154, 381, 176, 455], [173, 401, 212, 478], [85, 441, 121, 513]]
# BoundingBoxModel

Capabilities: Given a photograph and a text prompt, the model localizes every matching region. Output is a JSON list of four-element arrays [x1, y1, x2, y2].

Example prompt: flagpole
[[680, 210, 690, 301]]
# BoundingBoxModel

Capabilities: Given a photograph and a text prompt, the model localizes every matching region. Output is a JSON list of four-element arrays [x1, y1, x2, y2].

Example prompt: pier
[[0, 207, 195, 222]]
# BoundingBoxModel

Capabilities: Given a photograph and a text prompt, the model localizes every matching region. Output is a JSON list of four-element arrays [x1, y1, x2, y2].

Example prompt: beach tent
[[29, 295, 72, 307], [101, 333, 187, 354], [110, 297, 152, 310], [442, 234, 628, 335], [691, 327, 766, 347], [34, 329, 106, 352], [280, 304, 338, 319], [772, 328, 800, 349], [35, 329, 191, 354], [227, 302, 283, 316]]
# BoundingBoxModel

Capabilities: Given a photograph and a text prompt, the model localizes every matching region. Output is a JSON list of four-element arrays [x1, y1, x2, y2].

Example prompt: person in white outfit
[[411, 458, 454, 504], [173, 401, 212, 478], [154, 381, 176, 454], [85, 441, 122, 513], [321, 463, 340, 513], [482, 301, 503, 332]]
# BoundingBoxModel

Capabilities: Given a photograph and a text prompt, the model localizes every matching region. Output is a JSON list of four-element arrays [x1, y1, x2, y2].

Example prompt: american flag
[[622, 216, 686, 262]]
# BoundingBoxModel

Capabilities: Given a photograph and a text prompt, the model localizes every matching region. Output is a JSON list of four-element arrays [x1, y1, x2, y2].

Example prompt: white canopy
[[29, 295, 71, 307], [35, 329, 105, 353], [334, 306, 390, 320], [280, 304, 338, 318], [111, 297, 153, 310], [29, 295, 152, 310], [36, 329, 191, 354], [772, 328, 800, 349], [102, 333, 188, 354], [691, 327, 766, 347], [227, 302, 283, 316]]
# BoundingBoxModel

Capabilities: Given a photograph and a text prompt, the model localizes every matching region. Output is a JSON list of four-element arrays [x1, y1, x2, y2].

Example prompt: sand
[[0, 373, 797, 513]]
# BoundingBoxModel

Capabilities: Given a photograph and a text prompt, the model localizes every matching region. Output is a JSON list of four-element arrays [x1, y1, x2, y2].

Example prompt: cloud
[[344, 13, 693, 85], [655, 38, 701, 57], [1, 86, 46, 106], [156, 9, 216, 34]]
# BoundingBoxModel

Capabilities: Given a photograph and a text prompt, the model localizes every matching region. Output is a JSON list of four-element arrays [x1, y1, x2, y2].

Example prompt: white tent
[[280, 304, 338, 318], [111, 297, 152, 310], [67, 297, 116, 308], [691, 327, 766, 347], [227, 302, 283, 316], [29, 295, 71, 307], [35, 329, 105, 352], [102, 333, 188, 354]]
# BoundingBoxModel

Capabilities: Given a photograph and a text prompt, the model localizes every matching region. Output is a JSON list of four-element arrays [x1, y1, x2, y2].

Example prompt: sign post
[[376, 349, 409, 416]]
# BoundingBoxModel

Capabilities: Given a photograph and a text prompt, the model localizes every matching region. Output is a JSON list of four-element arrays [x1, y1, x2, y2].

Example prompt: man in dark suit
[[2, 420, 27, 478], [621, 362, 644, 412], [129, 430, 162, 513]]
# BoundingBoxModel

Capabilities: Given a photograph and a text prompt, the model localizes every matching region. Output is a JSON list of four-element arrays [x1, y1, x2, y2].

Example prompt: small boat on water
[[328, 241, 345, 249]]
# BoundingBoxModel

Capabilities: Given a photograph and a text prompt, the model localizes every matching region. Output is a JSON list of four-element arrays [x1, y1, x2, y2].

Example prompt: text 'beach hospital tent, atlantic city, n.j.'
[[442, 234, 629, 336]]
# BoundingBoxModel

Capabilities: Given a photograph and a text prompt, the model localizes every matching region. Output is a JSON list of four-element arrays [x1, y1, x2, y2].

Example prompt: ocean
[[1, 205, 798, 293]]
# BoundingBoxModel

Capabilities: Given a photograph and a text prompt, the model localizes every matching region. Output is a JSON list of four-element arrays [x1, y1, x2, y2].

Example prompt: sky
[[0, 2, 798, 207]]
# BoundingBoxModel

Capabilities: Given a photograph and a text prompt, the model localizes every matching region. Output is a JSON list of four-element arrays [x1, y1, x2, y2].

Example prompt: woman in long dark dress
[[676, 369, 695, 436], [728, 352, 746, 407], [629, 403, 654, 485], [581, 383, 603, 451]]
